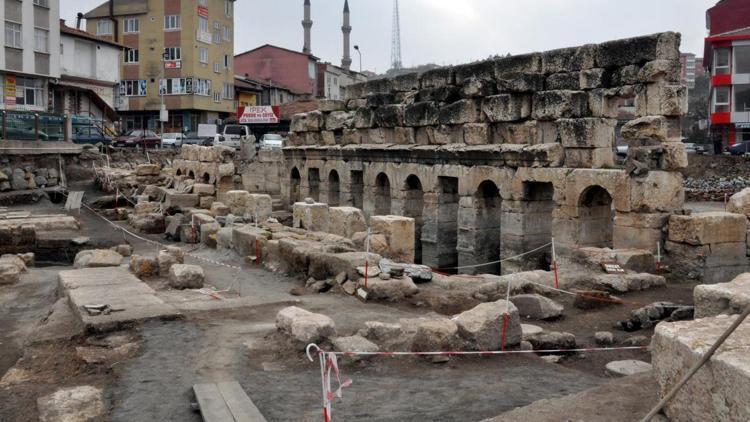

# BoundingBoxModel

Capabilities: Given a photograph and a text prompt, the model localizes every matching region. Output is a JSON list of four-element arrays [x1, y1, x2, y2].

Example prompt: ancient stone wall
[[286, 33, 687, 274]]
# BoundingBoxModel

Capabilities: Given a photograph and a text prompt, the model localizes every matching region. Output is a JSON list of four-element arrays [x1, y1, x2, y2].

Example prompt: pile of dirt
[[682, 155, 750, 201]]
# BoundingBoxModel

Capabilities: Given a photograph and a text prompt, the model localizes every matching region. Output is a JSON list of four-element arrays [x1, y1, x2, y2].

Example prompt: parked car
[[215, 124, 254, 150], [729, 141, 750, 155], [72, 127, 112, 145], [683, 143, 708, 155], [182, 132, 213, 146], [161, 132, 184, 148], [114, 130, 161, 148], [259, 133, 285, 149]]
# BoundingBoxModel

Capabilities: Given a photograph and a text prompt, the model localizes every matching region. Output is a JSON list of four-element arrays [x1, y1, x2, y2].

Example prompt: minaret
[[302, 0, 312, 54], [341, 0, 352, 70]]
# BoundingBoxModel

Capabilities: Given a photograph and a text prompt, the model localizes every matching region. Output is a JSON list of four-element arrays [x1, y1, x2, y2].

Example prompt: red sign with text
[[237, 106, 281, 124]]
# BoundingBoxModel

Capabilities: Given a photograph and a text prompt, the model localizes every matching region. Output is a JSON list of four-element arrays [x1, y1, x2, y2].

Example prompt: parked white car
[[215, 125, 254, 150], [260, 133, 285, 149], [161, 132, 184, 148]]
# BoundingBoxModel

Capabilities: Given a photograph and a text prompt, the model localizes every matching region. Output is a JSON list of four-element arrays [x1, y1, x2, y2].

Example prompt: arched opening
[[374, 173, 391, 215], [578, 185, 614, 248], [431, 176, 459, 272], [328, 170, 341, 206], [522, 181, 555, 270], [201, 173, 210, 184], [188, 170, 195, 180], [176, 169, 182, 176], [404, 175, 425, 264], [471, 180, 502, 274], [290, 168, 301, 204], [350, 170, 364, 210], [308, 168, 320, 202]]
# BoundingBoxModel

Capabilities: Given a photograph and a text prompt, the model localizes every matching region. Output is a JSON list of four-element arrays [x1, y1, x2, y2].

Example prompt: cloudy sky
[[63, 0, 716, 73]]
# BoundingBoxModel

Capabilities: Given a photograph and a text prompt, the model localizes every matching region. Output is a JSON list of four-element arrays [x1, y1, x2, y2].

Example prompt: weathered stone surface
[[482, 94, 531, 122], [168, 264, 204, 289], [129, 213, 165, 234], [526, 331, 576, 350], [369, 215, 415, 263], [455, 300, 522, 350], [276, 306, 336, 348], [652, 314, 750, 422], [727, 188, 750, 217], [606, 360, 653, 377], [557, 118, 616, 148], [358, 321, 406, 351], [129, 255, 158, 277], [0, 263, 21, 284], [594, 331, 614, 345], [366, 276, 419, 301], [510, 294, 564, 320], [246, 194, 273, 222], [332, 335, 379, 361], [325, 111, 353, 131], [694, 273, 750, 318], [532, 90, 589, 120], [668, 212, 747, 246], [157, 248, 184, 276], [225, 190, 250, 215], [411, 319, 459, 352], [621, 115, 678, 142], [73, 249, 123, 269], [615, 249, 656, 273], [37, 385, 105, 422], [329, 207, 367, 238], [439, 99, 481, 125], [375, 104, 405, 128], [293, 202, 330, 232], [494, 53, 542, 77], [210, 201, 230, 217]]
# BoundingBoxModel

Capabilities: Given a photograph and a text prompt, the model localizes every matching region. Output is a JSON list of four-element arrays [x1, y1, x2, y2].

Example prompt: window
[[223, 26, 231, 41], [199, 17, 209, 33], [735, 45, 750, 75], [223, 55, 230, 69], [194, 79, 211, 96], [34, 29, 49, 53], [223, 83, 234, 99], [735, 84, 750, 113], [33, 0, 49, 7], [120, 80, 147, 96], [715, 48, 730, 75], [5, 22, 22, 48], [164, 15, 181, 30], [16, 78, 43, 106], [160, 78, 188, 95], [164, 47, 181, 61], [308, 61, 316, 79], [96, 20, 113, 36], [199, 48, 208, 63], [123, 18, 139, 33], [124, 48, 139, 63], [213, 29, 221, 44], [225, 0, 233, 17], [714, 86, 730, 113], [198, 0, 208, 6], [214, 63, 221, 73], [214, 21, 221, 30], [213, 91, 221, 103]]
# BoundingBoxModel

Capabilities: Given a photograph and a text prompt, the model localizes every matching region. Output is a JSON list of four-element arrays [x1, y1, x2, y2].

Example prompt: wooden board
[[217, 381, 268, 422], [193, 383, 236, 422]]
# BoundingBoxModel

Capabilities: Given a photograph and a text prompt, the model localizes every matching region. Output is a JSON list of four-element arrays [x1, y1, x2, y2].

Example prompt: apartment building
[[84, 0, 236, 133], [0, 0, 61, 112]]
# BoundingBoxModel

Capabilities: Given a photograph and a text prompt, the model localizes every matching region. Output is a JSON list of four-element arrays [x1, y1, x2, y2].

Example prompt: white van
[[260, 133, 285, 149]]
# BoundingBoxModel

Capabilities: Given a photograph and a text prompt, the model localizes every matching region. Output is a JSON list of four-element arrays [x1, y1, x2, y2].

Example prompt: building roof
[[59, 20, 124, 48], [234, 75, 302, 95], [83, 0, 148, 19], [235, 44, 319, 61]]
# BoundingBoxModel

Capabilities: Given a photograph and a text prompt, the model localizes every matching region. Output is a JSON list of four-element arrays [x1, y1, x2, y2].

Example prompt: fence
[[0, 110, 67, 142]]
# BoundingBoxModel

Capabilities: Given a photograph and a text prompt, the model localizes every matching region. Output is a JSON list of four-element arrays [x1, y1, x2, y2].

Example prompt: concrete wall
[[60, 34, 121, 84]]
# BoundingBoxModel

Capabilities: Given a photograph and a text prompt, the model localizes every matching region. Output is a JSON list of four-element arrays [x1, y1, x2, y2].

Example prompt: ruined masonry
[[287, 32, 687, 273]]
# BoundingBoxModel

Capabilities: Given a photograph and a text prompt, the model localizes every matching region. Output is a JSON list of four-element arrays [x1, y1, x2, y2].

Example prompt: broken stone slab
[[378, 258, 432, 283], [614, 249, 656, 273], [617, 302, 694, 332], [358, 321, 406, 351], [369, 215, 416, 263], [521, 323, 543, 340], [157, 248, 184, 276], [210, 201, 230, 217], [526, 331, 576, 350], [668, 212, 747, 246], [276, 306, 336, 349], [328, 207, 367, 239], [694, 273, 750, 318], [129, 213, 165, 234], [365, 276, 419, 301], [455, 300, 522, 350], [73, 249, 124, 269], [510, 294, 564, 320], [605, 360, 653, 377], [129, 255, 158, 277], [292, 201, 330, 233], [37, 385, 106, 422], [168, 264, 205, 289], [652, 314, 750, 422], [332, 335, 379, 362], [727, 188, 750, 218], [0, 263, 21, 284], [594, 273, 666, 293], [594, 331, 614, 345], [411, 318, 460, 353]]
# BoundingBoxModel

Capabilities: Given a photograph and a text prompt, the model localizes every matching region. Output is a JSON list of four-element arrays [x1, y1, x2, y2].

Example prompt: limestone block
[[546, 72, 581, 90], [426, 125, 463, 145], [231, 225, 269, 257], [652, 314, 750, 422], [303, 132, 322, 145], [73, 249, 123, 269], [620, 115, 679, 142], [411, 319, 460, 352], [595, 33, 670, 68], [199, 196, 214, 209], [496, 73, 545, 93], [329, 207, 367, 238], [404, 101, 439, 127], [210, 202, 230, 217], [494, 53, 542, 77], [645, 83, 687, 117], [363, 78, 393, 95], [455, 300, 522, 350], [366, 277, 419, 301], [629, 171, 684, 213], [668, 212, 747, 245], [192, 183, 215, 196], [0, 263, 21, 284], [374, 104, 405, 128], [325, 111, 352, 131], [129, 213, 165, 234], [191, 212, 215, 227], [246, 194, 273, 222], [439, 99, 481, 125], [393, 127, 416, 144], [342, 128, 362, 145], [392, 72, 420, 92], [463, 123, 490, 145], [134, 202, 159, 216], [303, 111, 323, 131], [615, 249, 656, 273], [417, 85, 461, 103], [225, 190, 250, 215], [344, 82, 365, 100], [460, 77, 497, 98], [168, 264, 204, 289], [218, 162, 235, 177], [37, 385, 105, 422], [135, 164, 160, 176], [510, 294, 564, 320], [638, 60, 681, 83], [482, 94, 531, 122], [157, 249, 183, 276], [531, 90, 589, 120], [521, 143, 564, 167], [369, 215, 416, 263], [564, 147, 615, 168], [353, 107, 375, 129], [557, 118, 616, 148], [129, 255, 158, 277], [694, 273, 750, 318], [454, 60, 495, 85], [541, 44, 596, 73], [164, 192, 200, 209], [610, 65, 641, 86], [419, 67, 455, 89], [579, 68, 608, 90], [727, 188, 750, 217], [293, 202, 330, 233], [318, 99, 346, 112], [276, 306, 336, 349], [332, 335, 379, 361], [366, 93, 395, 108]]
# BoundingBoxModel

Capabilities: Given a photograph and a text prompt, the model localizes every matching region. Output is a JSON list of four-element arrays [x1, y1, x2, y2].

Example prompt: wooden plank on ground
[[217, 381, 268, 422], [193, 383, 235, 422]]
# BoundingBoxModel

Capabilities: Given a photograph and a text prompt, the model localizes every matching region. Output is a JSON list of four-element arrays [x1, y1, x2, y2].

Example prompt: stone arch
[[328, 170, 341, 206], [176, 169, 182, 176], [470, 180, 503, 274], [578, 185, 614, 248], [403, 174, 425, 264], [374, 172, 391, 215], [308, 168, 321, 202], [521, 181, 555, 270], [290, 167, 301, 204], [188, 170, 195, 179], [201, 173, 210, 184]]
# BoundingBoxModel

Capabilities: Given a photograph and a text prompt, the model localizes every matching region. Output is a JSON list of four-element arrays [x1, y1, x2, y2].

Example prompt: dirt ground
[[0, 196, 700, 421]]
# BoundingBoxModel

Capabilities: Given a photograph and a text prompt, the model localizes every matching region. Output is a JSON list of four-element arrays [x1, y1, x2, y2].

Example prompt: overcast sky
[[63, 0, 716, 73]]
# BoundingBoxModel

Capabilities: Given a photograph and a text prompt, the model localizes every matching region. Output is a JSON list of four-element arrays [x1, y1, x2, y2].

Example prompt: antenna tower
[[391, 0, 402, 70]]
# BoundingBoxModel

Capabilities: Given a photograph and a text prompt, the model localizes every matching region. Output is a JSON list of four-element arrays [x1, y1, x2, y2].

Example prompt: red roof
[[59, 20, 124, 48]]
